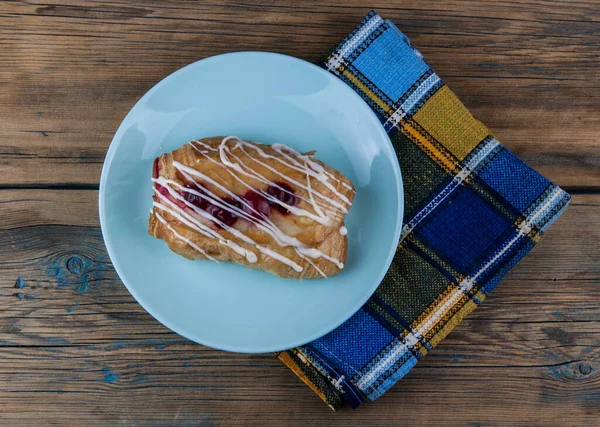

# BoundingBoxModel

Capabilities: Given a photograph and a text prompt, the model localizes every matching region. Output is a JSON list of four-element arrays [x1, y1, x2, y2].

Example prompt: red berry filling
[[183, 185, 211, 210], [205, 201, 239, 228], [267, 182, 297, 215], [182, 184, 239, 228], [241, 190, 271, 220]]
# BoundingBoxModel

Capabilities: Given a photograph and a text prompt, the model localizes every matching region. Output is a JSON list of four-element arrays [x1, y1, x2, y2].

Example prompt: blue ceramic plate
[[99, 52, 403, 353]]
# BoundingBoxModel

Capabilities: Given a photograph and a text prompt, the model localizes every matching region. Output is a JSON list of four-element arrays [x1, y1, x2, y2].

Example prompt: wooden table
[[2, 1, 599, 425]]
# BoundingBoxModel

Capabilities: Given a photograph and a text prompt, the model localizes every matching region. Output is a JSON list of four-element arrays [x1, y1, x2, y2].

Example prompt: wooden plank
[[0, 193, 598, 424], [0, 189, 98, 229], [1, 0, 599, 188], [0, 344, 596, 425]]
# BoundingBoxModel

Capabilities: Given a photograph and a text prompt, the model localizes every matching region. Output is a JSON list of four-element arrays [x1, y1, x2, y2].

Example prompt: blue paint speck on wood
[[579, 363, 593, 376], [548, 364, 568, 378], [155, 344, 166, 349], [16, 293, 24, 300], [183, 362, 190, 367], [65, 307, 75, 313], [45, 336, 69, 345], [42, 254, 103, 294], [76, 280, 89, 293], [108, 342, 126, 350], [451, 355, 464, 364], [15, 277, 26, 289], [102, 368, 119, 383], [45, 266, 58, 277]]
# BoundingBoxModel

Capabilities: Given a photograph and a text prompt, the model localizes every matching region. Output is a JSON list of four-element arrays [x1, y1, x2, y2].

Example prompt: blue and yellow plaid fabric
[[277, 11, 571, 409]]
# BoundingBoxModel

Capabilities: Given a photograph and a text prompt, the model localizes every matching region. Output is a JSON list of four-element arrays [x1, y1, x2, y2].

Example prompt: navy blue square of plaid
[[307, 310, 395, 377], [414, 183, 515, 275]]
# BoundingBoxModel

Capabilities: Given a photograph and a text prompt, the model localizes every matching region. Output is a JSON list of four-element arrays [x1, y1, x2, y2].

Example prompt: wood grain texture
[[1, 0, 599, 425], [1, 0, 599, 189]]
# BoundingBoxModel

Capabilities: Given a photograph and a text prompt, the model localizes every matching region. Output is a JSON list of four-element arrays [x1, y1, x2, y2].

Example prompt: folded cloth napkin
[[277, 10, 571, 409]]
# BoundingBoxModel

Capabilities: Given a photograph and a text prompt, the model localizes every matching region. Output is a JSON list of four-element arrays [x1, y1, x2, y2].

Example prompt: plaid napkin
[[277, 11, 571, 409]]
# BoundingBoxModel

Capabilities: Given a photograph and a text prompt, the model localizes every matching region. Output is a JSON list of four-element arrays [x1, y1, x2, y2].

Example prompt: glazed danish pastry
[[148, 136, 355, 279]]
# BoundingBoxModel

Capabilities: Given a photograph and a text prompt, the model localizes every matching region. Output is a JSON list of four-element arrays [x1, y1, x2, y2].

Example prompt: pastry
[[148, 136, 355, 279]]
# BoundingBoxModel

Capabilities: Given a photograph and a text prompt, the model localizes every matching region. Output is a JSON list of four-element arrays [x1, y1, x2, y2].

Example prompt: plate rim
[[99, 51, 404, 353]]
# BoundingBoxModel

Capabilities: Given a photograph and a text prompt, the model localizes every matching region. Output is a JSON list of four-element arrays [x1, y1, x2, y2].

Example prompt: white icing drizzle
[[295, 250, 327, 278], [173, 160, 332, 226], [257, 245, 303, 273], [154, 211, 218, 262], [268, 143, 354, 202], [216, 148, 338, 225], [151, 136, 353, 276], [296, 247, 344, 270], [271, 143, 355, 194], [244, 143, 354, 212], [193, 139, 218, 151], [339, 226, 348, 236], [243, 142, 353, 205], [219, 137, 350, 216], [154, 178, 256, 246], [153, 191, 258, 263], [305, 170, 326, 221], [158, 174, 304, 250], [155, 175, 303, 269], [190, 141, 344, 219], [195, 138, 354, 195]]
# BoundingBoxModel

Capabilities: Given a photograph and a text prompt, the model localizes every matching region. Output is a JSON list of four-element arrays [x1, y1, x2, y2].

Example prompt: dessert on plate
[[148, 136, 355, 279]]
